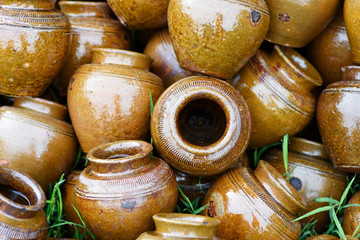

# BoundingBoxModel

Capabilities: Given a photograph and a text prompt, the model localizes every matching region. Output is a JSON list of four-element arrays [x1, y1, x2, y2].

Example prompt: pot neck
[[341, 66, 360, 81], [59, 1, 115, 18], [0, 0, 53, 10], [288, 137, 328, 160]]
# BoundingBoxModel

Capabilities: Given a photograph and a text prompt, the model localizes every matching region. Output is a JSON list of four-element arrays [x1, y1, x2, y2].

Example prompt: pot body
[[344, 0, 360, 63], [168, 0, 270, 79], [305, 236, 339, 240], [343, 191, 360, 236], [229, 45, 322, 148]]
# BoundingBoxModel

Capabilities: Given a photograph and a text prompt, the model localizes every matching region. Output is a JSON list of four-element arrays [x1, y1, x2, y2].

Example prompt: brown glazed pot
[[229, 45, 323, 148], [68, 48, 164, 153], [305, 236, 339, 240], [167, 0, 270, 80], [106, 0, 170, 30], [137, 213, 222, 240], [54, 1, 131, 96], [201, 160, 306, 239], [317, 66, 360, 172], [344, 0, 360, 63], [0, 167, 47, 239], [343, 191, 360, 236], [151, 76, 251, 177], [144, 28, 197, 88], [75, 140, 178, 240], [0, 97, 78, 191], [263, 137, 348, 232], [0, 0, 71, 97], [265, 0, 340, 48], [307, 14, 355, 86]]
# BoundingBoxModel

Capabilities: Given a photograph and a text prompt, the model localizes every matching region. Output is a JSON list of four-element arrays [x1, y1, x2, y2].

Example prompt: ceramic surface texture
[[344, 0, 360, 63], [343, 191, 360, 236], [305, 235, 339, 240]]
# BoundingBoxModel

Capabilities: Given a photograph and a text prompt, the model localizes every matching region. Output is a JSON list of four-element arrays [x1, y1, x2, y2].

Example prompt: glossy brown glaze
[[0, 0, 71, 97], [343, 191, 360, 236], [75, 141, 178, 240], [54, 1, 131, 96], [151, 76, 251, 176], [168, 0, 270, 79], [0, 97, 78, 191], [344, 0, 360, 63], [201, 160, 306, 239], [265, 0, 340, 47], [317, 66, 360, 172], [229, 45, 322, 148], [68, 48, 164, 153], [137, 213, 222, 239], [263, 137, 348, 232], [306, 236, 339, 240], [0, 167, 47, 239]]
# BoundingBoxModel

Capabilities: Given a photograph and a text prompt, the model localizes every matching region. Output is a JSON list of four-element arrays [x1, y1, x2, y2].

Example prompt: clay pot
[[343, 191, 360, 236], [344, 0, 360, 63], [75, 140, 178, 240], [0, 0, 71, 97], [137, 213, 221, 239], [263, 137, 348, 232], [54, 1, 131, 96], [68, 48, 164, 153], [106, 0, 170, 30], [317, 66, 360, 172], [0, 97, 78, 191], [307, 14, 355, 86], [201, 160, 306, 239], [167, 0, 270, 80], [144, 28, 197, 88], [305, 236, 339, 240], [0, 167, 48, 239], [265, 0, 340, 47], [229, 45, 322, 148], [151, 76, 251, 176]]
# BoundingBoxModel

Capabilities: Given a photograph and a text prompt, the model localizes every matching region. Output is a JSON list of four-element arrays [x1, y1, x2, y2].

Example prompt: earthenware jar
[[0, 0, 71, 97], [107, 0, 170, 29], [75, 140, 178, 240], [263, 137, 348, 232], [68, 48, 164, 153], [229, 45, 322, 148], [54, 1, 131, 96], [151, 76, 251, 176], [265, 0, 340, 47], [307, 14, 355, 86], [144, 28, 197, 88], [201, 160, 306, 239], [317, 66, 360, 172], [137, 213, 221, 239], [0, 97, 78, 191], [167, 0, 270, 80], [345, 0, 360, 63], [343, 191, 360, 236], [305, 236, 339, 240], [0, 167, 48, 239]]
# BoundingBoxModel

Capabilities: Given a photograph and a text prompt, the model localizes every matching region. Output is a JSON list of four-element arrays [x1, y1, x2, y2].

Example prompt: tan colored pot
[[344, 0, 360, 63]]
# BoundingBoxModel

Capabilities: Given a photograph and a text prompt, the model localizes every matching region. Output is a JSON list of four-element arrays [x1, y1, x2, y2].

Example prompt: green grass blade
[[353, 222, 360, 237], [282, 134, 289, 180], [192, 197, 200, 209], [337, 174, 357, 216], [314, 197, 340, 205], [178, 184, 195, 213], [331, 207, 346, 239], [149, 90, 154, 117], [72, 205, 95, 240], [193, 204, 209, 215], [341, 204, 360, 209], [292, 205, 334, 222]]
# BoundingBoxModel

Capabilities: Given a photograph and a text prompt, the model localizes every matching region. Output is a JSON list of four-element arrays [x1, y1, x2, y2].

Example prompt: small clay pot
[[168, 0, 270, 79], [137, 213, 222, 239], [54, 1, 131, 96], [106, 0, 170, 30], [305, 236, 339, 240], [263, 137, 348, 232], [265, 0, 341, 47], [201, 160, 306, 239], [0, 97, 78, 191], [75, 140, 178, 240], [317, 66, 360, 172], [229, 45, 322, 148], [151, 76, 251, 176], [0, 0, 71, 97], [0, 167, 48, 239], [68, 48, 164, 153], [344, 0, 360, 63]]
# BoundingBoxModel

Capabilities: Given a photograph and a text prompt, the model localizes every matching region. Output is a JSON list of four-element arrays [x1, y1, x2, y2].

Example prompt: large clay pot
[[317, 66, 360, 172], [201, 160, 306, 239], [151, 76, 251, 176], [167, 0, 270, 80], [0, 97, 78, 191], [75, 140, 178, 240], [0, 167, 47, 239], [106, 0, 170, 30], [263, 137, 348, 232], [344, 0, 360, 63], [68, 48, 164, 153], [265, 0, 340, 47], [0, 0, 71, 97], [137, 213, 221, 239], [54, 1, 131, 96], [229, 45, 322, 148], [343, 191, 360, 236]]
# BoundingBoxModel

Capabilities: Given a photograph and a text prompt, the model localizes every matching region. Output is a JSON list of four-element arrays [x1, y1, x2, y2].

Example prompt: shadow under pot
[[150, 76, 251, 177], [0, 167, 48, 239], [317, 66, 360, 172]]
